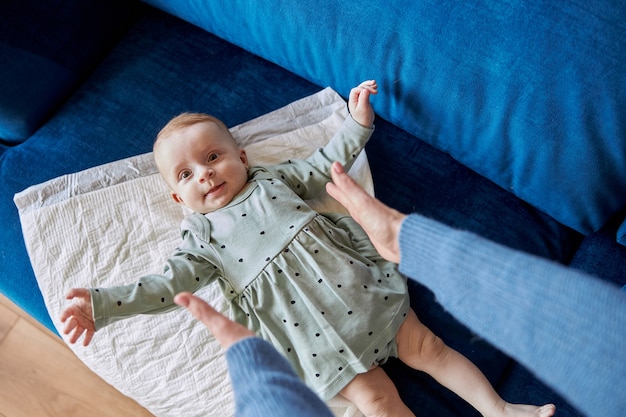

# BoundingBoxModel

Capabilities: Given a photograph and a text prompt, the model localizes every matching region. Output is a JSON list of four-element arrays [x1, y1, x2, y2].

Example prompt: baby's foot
[[501, 403, 556, 417]]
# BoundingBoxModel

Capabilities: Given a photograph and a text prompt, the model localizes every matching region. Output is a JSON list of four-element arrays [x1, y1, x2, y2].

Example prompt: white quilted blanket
[[15, 88, 369, 417]]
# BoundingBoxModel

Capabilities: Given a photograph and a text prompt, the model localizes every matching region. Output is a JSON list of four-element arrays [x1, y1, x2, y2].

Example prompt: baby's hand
[[348, 80, 378, 128], [60, 288, 96, 346]]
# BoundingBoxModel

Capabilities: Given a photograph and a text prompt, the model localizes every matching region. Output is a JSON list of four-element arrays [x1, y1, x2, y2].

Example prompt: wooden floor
[[0, 293, 153, 417]]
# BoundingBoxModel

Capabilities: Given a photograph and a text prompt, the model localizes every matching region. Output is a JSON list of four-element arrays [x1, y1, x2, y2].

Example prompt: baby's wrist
[[349, 113, 374, 129]]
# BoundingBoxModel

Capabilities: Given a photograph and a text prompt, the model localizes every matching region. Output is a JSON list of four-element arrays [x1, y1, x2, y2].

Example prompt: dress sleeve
[[261, 114, 374, 200], [226, 337, 334, 417], [90, 221, 220, 330]]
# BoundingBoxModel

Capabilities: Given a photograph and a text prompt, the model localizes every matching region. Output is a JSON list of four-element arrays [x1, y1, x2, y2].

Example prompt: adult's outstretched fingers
[[326, 162, 406, 264], [175, 292, 255, 349]]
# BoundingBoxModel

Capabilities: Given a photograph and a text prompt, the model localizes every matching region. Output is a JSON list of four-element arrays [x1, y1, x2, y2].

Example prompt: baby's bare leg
[[396, 309, 555, 417], [340, 367, 414, 417]]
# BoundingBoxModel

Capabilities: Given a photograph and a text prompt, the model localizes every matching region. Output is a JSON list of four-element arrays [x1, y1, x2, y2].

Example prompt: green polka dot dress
[[90, 117, 410, 400]]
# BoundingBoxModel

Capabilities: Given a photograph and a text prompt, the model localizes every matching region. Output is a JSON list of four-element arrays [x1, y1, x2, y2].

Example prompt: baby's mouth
[[206, 182, 225, 195]]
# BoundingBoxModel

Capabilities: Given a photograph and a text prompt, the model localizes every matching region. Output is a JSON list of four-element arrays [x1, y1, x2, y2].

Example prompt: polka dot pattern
[[100, 166, 409, 401]]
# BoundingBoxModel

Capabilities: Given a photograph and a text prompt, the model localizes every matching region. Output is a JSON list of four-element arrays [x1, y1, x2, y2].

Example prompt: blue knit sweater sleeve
[[398, 214, 626, 417], [226, 337, 334, 417]]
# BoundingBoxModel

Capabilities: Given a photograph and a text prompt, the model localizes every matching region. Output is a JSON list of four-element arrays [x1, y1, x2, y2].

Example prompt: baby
[[61, 80, 555, 417]]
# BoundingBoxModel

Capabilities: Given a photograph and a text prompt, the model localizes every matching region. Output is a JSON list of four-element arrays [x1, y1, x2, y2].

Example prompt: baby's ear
[[239, 149, 249, 168], [171, 192, 184, 205]]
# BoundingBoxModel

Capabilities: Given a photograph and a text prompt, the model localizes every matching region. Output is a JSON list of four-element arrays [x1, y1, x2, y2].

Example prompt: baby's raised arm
[[60, 288, 96, 346], [348, 80, 378, 128]]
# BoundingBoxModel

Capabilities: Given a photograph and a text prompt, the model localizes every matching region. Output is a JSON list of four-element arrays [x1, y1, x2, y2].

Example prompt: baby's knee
[[341, 368, 411, 417], [362, 393, 401, 417], [397, 312, 448, 367], [418, 330, 446, 361], [356, 385, 406, 417]]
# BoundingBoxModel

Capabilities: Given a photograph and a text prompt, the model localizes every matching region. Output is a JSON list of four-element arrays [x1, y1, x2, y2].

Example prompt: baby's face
[[155, 121, 249, 213]]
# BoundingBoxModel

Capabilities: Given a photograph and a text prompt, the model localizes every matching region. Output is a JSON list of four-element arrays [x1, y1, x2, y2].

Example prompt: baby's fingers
[[64, 319, 93, 346], [82, 329, 95, 346], [59, 306, 72, 323], [68, 328, 83, 345], [62, 316, 81, 341], [359, 79, 378, 93], [66, 287, 90, 301], [350, 80, 377, 99], [61, 311, 88, 343]]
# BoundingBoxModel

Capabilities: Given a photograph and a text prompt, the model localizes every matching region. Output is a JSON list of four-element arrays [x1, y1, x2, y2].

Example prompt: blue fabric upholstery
[[366, 117, 583, 262], [618, 220, 626, 246], [0, 0, 137, 143], [570, 208, 626, 288], [0, 45, 75, 142], [144, 0, 626, 236]]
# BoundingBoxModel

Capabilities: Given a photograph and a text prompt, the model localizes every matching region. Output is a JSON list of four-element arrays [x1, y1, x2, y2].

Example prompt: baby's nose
[[198, 167, 214, 182]]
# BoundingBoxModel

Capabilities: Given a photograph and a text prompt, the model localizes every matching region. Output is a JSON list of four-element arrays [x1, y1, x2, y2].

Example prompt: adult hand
[[326, 162, 406, 264], [174, 292, 255, 350]]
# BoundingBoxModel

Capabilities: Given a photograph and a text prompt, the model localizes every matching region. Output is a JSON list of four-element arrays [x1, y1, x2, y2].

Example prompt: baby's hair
[[154, 112, 235, 151]]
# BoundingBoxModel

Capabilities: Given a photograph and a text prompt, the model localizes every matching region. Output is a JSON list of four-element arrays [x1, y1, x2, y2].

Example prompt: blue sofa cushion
[[144, 0, 626, 236], [0, 0, 137, 143], [0, 45, 75, 142], [618, 220, 626, 247], [570, 208, 626, 287]]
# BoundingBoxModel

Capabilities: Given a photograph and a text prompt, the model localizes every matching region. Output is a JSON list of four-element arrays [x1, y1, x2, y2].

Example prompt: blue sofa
[[2, 1, 625, 416]]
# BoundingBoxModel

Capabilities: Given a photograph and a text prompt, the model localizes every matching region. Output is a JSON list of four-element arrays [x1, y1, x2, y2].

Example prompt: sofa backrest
[[150, 0, 626, 236], [0, 0, 138, 144]]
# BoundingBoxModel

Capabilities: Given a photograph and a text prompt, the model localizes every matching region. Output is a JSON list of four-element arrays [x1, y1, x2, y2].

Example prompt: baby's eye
[[179, 170, 192, 181], [208, 153, 219, 162]]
